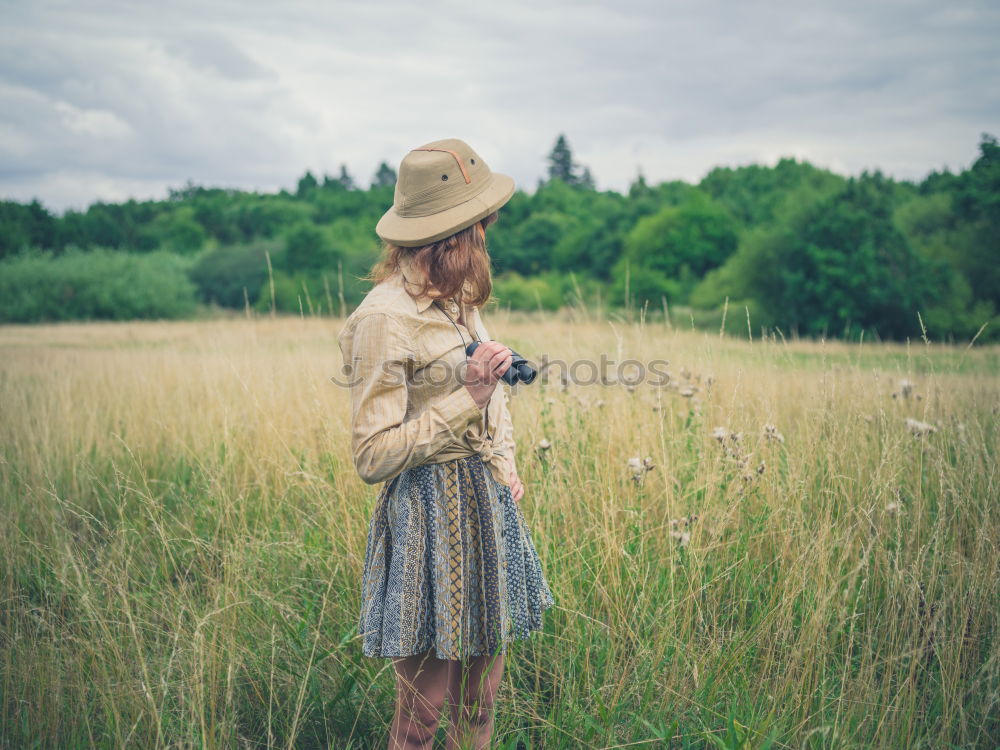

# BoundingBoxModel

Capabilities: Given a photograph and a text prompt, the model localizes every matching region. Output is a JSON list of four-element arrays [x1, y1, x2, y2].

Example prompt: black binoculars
[[465, 341, 537, 386]]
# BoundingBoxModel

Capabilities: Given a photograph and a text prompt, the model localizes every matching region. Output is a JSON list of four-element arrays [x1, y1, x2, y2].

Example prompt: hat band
[[410, 147, 472, 184], [395, 174, 494, 218]]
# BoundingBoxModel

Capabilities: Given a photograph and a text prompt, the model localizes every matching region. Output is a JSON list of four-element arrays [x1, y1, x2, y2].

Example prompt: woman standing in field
[[337, 138, 554, 749]]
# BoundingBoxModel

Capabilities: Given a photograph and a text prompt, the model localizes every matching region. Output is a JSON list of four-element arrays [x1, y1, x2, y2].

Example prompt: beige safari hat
[[375, 137, 516, 247]]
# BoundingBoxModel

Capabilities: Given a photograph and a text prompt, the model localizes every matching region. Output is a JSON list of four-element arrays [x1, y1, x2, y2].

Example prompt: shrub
[[492, 272, 564, 311], [0, 248, 197, 322]]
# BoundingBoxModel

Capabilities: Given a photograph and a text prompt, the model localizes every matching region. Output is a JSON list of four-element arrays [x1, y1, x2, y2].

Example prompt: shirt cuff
[[436, 384, 483, 436]]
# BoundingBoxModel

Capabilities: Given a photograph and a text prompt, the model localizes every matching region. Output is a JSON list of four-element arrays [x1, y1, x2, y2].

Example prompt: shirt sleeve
[[342, 311, 483, 484]]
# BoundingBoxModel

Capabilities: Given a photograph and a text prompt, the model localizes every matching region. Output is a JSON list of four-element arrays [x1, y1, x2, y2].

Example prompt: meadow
[[1, 310, 998, 749]]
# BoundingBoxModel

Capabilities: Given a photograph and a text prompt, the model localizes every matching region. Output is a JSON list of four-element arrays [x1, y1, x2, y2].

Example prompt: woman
[[338, 138, 554, 749]]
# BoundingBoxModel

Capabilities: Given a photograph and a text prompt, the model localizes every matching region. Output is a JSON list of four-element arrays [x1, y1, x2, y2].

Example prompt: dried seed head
[[761, 423, 785, 443], [904, 418, 936, 437], [627, 455, 655, 485], [669, 530, 691, 546]]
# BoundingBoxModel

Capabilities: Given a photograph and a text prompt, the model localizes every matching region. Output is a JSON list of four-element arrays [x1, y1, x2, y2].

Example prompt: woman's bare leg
[[389, 649, 451, 750], [444, 650, 505, 750]]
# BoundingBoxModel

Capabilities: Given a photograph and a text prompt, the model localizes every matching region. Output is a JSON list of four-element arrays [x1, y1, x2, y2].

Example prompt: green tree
[[234, 198, 312, 239], [189, 241, 275, 308], [283, 222, 340, 271], [149, 207, 206, 254], [0, 199, 58, 257], [338, 164, 356, 190], [713, 173, 945, 339], [372, 161, 397, 188], [550, 191, 630, 279], [951, 134, 1000, 307], [615, 191, 739, 304], [700, 158, 844, 227], [504, 211, 573, 274], [546, 134, 580, 185], [296, 170, 319, 196]]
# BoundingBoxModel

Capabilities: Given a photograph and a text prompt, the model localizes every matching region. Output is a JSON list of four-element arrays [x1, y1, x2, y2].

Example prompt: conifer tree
[[547, 134, 579, 184], [338, 164, 356, 190], [372, 161, 397, 188], [296, 170, 318, 196]]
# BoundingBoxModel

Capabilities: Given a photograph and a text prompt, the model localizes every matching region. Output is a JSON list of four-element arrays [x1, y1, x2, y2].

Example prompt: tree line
[[0, 133, 997, 342]]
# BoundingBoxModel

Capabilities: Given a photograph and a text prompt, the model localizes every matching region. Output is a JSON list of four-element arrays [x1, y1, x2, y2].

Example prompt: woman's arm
[[342, 311, 483, 484]]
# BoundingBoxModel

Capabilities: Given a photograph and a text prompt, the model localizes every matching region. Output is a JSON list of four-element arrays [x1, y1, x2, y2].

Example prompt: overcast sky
[[2, 0, 998, 213]]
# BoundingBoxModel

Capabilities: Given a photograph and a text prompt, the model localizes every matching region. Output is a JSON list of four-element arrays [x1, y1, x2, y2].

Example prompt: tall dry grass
[[1, 312, 997, 748]]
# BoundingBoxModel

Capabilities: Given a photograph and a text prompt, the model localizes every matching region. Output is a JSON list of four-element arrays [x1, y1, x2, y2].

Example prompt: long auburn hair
[[367, 211, 499, 309]]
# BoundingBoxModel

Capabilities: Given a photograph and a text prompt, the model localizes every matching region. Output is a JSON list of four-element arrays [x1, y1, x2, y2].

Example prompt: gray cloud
[[0, 0, 997, 212]]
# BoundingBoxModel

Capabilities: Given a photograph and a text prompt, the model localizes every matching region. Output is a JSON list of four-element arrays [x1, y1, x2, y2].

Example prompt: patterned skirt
[[358, 454, 554, 660]]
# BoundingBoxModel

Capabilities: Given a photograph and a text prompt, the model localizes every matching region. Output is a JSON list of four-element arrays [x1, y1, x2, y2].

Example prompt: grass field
[[2, 311, 998, 749]]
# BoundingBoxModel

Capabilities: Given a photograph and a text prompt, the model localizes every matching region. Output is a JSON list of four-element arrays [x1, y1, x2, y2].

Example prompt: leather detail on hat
[[411, 147, 472, 184]]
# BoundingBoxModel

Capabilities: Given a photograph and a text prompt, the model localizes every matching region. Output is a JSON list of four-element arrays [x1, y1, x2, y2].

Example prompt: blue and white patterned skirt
[[358, 454, 554, 660]]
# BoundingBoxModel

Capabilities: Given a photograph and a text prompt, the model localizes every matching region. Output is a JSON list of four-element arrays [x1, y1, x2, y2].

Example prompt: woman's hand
[[463, 340, 513, 409], [509, 470, 524, 503]]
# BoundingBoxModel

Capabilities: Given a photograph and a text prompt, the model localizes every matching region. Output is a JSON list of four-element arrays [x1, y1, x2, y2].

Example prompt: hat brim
[[375, 172, 516, 248]]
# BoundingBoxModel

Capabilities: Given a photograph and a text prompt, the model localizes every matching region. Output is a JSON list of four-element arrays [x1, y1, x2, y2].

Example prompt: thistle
[[669, 530, 691, 547], [627, 455, 655, 486], [762, 423, 785, 443], [905, 418, 936, 437]]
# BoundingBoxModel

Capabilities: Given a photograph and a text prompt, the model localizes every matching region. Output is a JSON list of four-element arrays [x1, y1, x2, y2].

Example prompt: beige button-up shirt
[[336, 256, 518, 488]]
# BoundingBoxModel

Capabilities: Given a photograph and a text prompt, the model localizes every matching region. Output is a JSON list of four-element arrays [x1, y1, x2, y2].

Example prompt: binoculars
[[465, 341, 537, 386]]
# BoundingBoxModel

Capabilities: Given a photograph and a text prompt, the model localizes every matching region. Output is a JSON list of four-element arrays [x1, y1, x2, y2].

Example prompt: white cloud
[[0, 0, 997, 211]]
